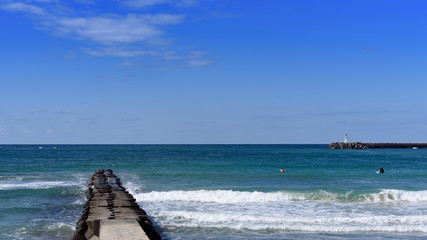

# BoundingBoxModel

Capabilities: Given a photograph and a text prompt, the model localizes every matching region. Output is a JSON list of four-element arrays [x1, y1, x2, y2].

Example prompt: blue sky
[[1, 0, 427, 144]]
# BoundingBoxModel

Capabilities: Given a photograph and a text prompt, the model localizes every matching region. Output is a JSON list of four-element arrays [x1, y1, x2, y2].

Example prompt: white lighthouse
[[344, 133, 348, 143]]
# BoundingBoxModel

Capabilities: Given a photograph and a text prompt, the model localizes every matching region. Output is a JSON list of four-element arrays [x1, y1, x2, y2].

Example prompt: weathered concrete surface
[[73, 169, 161, 240], [99, 219, 150, 240]]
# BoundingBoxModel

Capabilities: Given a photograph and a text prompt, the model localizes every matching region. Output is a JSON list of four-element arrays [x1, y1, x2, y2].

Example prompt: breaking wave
[[133, 188, 427, 233], [365, 189, 427, 202], [156, 210, 427, 232], [0, 181, 76, 190], [134, 189, 427, 204]]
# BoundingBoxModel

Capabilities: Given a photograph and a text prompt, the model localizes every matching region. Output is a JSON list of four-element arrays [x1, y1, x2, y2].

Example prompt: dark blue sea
[[0, 145, 426, 239]]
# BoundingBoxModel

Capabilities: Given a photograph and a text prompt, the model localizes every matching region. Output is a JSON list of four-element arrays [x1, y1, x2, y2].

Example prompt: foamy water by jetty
[[327, 142, 427, 149], [73, 169, 160, 240]]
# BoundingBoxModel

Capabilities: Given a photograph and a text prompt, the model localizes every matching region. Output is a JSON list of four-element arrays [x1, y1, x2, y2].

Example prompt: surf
[[0, 181, 77, 190], [134, 189, 427, 204]]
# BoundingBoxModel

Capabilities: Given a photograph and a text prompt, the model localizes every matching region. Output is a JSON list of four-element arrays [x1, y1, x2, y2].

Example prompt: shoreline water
[[0, 144, 426, 239]]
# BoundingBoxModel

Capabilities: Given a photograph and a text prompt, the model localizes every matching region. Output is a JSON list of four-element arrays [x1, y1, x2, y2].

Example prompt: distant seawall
[[327, 142, 427, 149]]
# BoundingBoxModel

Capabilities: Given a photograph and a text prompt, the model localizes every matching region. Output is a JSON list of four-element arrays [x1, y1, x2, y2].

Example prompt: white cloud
[[84, 47, 158, 57], [163, 51, 186, 60], [164, 50, 213, 66], [53, 14, 183, 45], [124, 0, 169, 8], [122, 0, 198, 8], [74, 0, 95, 4], [29, 0, 58, 3], [1, 4, 184, 46], [164, 50, 207, 60], [1, 2, 44, 15], [0, 1, 212, 67]]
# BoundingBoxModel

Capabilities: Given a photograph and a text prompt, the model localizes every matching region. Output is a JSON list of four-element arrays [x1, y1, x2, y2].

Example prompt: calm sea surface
[[0, 145, 426, 239]]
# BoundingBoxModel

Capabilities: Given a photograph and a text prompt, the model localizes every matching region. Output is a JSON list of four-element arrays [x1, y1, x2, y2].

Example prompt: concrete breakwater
[[328, 142, 427, 149], [73, 169, 161, 240], [328, 142, 368, 149]]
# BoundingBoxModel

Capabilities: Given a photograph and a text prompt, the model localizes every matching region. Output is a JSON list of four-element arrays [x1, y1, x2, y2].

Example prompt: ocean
[[0, 144, 426, 239]]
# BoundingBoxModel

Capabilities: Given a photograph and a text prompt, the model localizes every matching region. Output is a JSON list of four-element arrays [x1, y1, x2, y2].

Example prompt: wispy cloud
[[188, 59, 212, 66], [68, 117, 94, 123], [118, 61, 135, 67], [74, 0, 95, 4], [52, 14, 184, 45], [295, 110, 409, 118], [122, 0, 198, 8], [1, 3, 184, 46], [164, 50, 214, 66], [0, 1, 214, 68], [84, 47, 159, 57], [27, 110, 47, 115], [257, 110, 408, 121], [1, 2, 44, 15], [0, 2, 184, 47], [123, 0, 170, 8], [164, 50, 205, 60]]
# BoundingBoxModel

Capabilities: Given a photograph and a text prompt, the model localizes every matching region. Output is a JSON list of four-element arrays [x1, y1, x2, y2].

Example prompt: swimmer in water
[[280, 168, 284, 173], [377, 167, 384, 174]]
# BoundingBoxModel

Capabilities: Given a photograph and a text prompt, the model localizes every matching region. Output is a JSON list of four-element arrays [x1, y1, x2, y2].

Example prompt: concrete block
[[99, 219, 150, 240]]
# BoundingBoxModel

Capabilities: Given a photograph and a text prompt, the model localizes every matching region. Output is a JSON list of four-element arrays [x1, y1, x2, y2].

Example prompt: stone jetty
[[327, 142, 427, 149], [327, 142, 368, 149], [73, 169, 161, 240]]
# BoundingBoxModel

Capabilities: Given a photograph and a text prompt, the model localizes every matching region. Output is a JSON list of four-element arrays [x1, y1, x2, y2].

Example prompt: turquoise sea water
[[0, 144, 426, 239]]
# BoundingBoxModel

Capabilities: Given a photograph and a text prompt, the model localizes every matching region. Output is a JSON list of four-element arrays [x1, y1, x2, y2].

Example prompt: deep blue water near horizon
[[0, 144, 426, 240]]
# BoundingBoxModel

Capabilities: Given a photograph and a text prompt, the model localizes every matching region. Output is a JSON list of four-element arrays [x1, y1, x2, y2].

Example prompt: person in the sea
[[377, 167, 384, 174], [280, 168, 284, 173]]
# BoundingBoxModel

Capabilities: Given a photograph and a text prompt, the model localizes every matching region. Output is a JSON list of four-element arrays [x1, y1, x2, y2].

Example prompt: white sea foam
[[135, 190, 317, 203], [134, 189, 427, 233], [0, 176, 23, 181], [123, 181, 142, 196], [134, 189, 427, 204], [72, 173, 91, 192], [156, 210, 427, 232], [0, 181, 76, 190], [45, 222, 75, 232], [72, 198, 86, 205], [365, 189, 427, 202]]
